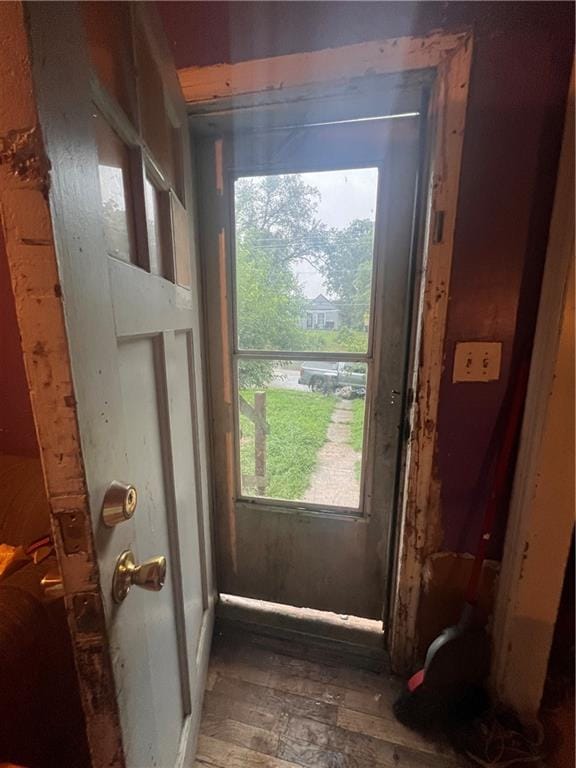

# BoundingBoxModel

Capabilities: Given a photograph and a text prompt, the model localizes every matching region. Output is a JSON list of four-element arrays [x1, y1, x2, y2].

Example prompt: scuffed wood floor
[[193, 627, 466, 767]]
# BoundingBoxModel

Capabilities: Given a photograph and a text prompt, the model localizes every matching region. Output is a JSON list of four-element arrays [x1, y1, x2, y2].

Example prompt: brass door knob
[[112, 549, 166, 603]]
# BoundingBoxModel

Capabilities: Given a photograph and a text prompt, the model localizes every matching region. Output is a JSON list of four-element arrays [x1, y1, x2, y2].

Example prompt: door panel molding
[[110, 259, 194, 338], [188, 32, 473, 670]]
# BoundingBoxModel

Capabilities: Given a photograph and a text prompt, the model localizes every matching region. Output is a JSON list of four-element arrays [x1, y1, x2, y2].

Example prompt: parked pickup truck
[[298, 361, 366, 396]]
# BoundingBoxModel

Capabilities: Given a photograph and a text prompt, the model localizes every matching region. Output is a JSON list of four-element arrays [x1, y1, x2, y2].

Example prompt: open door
[[2, 3, 213, 766]]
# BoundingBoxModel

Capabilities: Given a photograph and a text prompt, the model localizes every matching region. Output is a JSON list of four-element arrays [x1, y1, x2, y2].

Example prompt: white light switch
[[453, 342, 502, 383]]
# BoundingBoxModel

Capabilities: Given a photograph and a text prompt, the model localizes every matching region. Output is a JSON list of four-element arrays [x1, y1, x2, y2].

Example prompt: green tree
[[320, 219, 374, 329], [236, 232, 305, 386], [234, 178, 375, 388], [353, 258, 373, 331], [235, 176, 322, 386], [235, 174, 327, 266]]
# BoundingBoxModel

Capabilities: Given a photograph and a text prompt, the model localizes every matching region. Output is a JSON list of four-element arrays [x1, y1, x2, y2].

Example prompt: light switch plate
[[453, 341, 502, 382]]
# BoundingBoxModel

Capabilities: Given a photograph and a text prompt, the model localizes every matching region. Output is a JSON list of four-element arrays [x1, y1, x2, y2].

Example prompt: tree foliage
[[236, 232, 305, 387], [234, 175, 374, 387], [235, 177, 317, 386], [319, 219, 374, 329], [235, 174, 326, 266]]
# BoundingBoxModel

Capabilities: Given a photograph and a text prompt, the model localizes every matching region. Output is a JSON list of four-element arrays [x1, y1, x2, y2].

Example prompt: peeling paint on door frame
[[491, 67, 574, 719], [0, 3, 124, 765], [179, 30, 473, 671]]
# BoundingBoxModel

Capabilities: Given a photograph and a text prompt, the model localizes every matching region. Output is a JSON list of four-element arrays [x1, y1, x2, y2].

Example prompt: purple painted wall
[[157, 1, 574, 558]]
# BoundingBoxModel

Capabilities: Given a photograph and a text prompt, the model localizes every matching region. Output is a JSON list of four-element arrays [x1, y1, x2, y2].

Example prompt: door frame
[[0, 4, 215, 767], [490, 66, 574, 720], [181, 30, 473, 670]]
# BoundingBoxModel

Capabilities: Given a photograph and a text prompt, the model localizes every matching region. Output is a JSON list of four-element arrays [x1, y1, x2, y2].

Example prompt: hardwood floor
[[194, 626, 467, 767]]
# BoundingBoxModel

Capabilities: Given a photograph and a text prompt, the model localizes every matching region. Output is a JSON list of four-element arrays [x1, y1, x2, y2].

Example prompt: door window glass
[[233, 167, 378, 510], [144, 172, 169, 277], [237, 359, 367, 507], [234, 169, 378, 354], [94, 111, 137, 263]]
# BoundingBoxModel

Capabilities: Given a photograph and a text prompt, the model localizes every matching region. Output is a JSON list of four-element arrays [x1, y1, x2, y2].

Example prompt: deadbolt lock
[[102, 481, 137, 527], [112, 550, 167, 603]]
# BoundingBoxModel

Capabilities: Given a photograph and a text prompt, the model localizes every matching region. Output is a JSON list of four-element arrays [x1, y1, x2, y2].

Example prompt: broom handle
[[465, 361, 530, 605]]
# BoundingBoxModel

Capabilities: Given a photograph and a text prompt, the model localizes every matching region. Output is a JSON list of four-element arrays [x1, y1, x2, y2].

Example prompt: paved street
[[271, 367, 307, 391]]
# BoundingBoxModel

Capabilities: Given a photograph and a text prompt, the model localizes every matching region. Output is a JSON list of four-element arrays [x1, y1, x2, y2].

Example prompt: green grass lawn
[[239, 389, 336, 500], [350, 398, 366, 452]]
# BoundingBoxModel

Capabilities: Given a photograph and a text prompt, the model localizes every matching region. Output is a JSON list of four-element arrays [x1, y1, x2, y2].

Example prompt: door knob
[[112, 549, 166, 603], [102, 481, 137, 527]]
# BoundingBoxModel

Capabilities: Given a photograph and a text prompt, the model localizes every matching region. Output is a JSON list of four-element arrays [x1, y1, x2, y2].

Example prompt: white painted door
[[24, 4, 213, 767]]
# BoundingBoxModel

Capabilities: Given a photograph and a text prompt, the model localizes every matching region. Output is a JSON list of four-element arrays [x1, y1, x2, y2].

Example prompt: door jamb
[[181, 30, 473, 670], [490, 67, 574, 719]]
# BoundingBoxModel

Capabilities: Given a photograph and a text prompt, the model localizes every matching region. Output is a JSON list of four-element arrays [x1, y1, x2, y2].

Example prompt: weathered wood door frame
[[491, 67, 574, 720], [181, 32, 473, 670]]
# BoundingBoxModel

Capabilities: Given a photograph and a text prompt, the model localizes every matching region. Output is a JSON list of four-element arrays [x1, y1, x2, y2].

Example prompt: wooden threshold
[[215, 594, 387, 671]]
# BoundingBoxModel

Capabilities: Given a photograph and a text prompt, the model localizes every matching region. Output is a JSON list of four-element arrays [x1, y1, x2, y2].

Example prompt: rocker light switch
[[453, 342, 502, 383]]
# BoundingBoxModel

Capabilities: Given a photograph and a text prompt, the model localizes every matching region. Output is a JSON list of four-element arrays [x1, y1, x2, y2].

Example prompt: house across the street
[[302, 294, 340, 330]]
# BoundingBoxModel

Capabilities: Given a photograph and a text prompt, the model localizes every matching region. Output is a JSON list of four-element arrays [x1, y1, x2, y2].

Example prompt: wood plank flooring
[[194, 627, 468, 767]]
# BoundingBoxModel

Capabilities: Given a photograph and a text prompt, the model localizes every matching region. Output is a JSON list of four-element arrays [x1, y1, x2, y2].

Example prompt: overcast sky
[[304, 168, 378, 228], [294, 167, 378, 298]]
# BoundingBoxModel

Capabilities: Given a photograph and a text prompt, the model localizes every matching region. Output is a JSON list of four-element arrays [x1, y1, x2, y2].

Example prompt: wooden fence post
[[254, 391, 267, 495]]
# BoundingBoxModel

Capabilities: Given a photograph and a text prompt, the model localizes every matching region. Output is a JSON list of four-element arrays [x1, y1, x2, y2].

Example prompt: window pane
[[237, 359, 367, 508], [135, 25, 172, 180], [94, 112, 136, 263], [234, 169, 378, 354], [170, 124, 185, 204], [172, 193, 192, 288], [144, 174, 167, 277], [82, 2, 137, 122]]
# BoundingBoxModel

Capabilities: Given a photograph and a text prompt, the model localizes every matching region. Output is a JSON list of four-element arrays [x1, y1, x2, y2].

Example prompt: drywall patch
[[0, 127, 50, 195]]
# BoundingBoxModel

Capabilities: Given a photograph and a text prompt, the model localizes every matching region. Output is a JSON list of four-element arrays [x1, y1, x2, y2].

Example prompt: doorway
[[199, 110, 422, 624]]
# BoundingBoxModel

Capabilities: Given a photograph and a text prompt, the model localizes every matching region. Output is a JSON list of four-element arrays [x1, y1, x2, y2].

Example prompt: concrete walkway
[[303, 399, 361, 507]]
